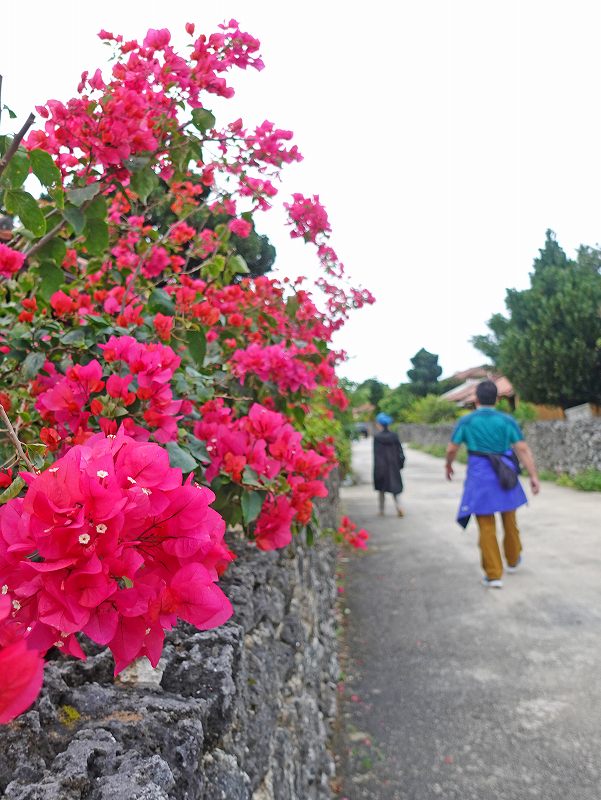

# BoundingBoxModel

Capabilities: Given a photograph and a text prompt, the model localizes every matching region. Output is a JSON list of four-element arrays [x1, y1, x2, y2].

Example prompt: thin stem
[[24, 220, 65, 261], [0, 113, 35, 177], [0, 405, 36, 471]]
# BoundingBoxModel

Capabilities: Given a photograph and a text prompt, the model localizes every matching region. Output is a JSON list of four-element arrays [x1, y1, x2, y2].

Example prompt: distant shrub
[[405, 395, 461, 424], [497, 398, 538, 423]]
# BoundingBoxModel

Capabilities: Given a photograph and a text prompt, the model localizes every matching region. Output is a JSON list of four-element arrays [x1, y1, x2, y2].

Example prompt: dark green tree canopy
[[472, 230, 601, 408], [406, 348, 443, 396], [470, 313, 509, 368], [356, 378, 388, 408]]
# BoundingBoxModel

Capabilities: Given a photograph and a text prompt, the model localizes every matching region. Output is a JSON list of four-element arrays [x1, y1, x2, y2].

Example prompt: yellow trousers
[[476, 511, 522, 580]]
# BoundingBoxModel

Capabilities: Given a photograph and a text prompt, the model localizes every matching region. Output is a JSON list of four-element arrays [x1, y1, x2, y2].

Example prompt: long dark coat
[[373, 430, 405, 494]]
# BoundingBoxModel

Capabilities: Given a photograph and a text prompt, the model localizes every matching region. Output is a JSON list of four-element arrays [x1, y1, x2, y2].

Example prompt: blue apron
[[457, 450, 527, 528]]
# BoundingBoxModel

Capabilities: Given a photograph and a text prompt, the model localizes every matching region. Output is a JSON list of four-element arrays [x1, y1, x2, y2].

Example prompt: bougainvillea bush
[[0, 20, 373, 723]]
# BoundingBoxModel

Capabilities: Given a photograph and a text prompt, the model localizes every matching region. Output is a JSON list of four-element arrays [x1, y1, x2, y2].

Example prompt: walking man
[[373, 412, 405, 517], [445, 380, 540, 588]]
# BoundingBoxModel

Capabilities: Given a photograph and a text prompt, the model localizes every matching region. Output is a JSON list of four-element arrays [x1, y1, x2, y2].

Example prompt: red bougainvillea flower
[[0, 596, 45, 724], [0, 470, 12, 489], [0, 244, 26, 279], [228, 218, 252, 238], [338, 516, 369, 550], [254, 495, 296, 551], [0, 429, 233, 674], [153, 313, 174, 342]]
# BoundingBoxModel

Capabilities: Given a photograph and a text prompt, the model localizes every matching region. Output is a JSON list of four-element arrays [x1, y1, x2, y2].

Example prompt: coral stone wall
[[522, 420, 601, 475], [0, 533, 339, 800], [398, 420, 601, 475]]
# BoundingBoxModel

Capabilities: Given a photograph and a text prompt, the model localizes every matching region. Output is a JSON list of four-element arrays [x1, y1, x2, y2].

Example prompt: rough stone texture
[[398, 420, 601, 475], [397, 423, 455, 450], [522, 419, 601, 475], [0, 533, 338, 800]]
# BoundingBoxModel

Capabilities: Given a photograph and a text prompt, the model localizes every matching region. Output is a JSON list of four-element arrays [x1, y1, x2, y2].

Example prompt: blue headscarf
[[376, 412, 393, 426]]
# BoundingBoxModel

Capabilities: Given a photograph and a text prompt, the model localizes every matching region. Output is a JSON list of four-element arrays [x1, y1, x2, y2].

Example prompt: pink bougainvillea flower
[[253, 495, 296, 551], [0, 596, 45, 724], [0, 244, 26, 279], [0, 429, 233, 674], [228, 218, 252, 238], [0, 639, 45, 724]]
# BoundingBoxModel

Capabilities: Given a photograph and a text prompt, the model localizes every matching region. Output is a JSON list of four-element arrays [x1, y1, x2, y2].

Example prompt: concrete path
[[335, 439, 601, 800]]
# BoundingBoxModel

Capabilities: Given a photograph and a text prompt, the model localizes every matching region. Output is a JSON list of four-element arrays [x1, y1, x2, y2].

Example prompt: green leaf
[[1, 104, 17, 120], [241, 490, 264, 525], [191, 108, 216, 133], [227, 254, 249, 275], [242, 467, 262, 488], [186, 435, 211, 464], [86, 195, 108, 220], [305, 524, 315, 547], [37, 261, 64, 301], [129, 166, 159, 203], [201, 254, 226, 279], [49, 185, 65, 210], [21, 351, 46, 379], [29, 149, 61, 186], [84, 218, 109, 256], [60, 328, 87, 346], [187, 329, 206, 368], [67, 183, 100, 207], [4, 189, 46, 237], [148, 288, 175, 316], [0, 476, 26, 505], [63, 204, 85, 234], [287, 295, 300, 317], [1, 149, 30, 188], [165, 442, 197, 473], [291, 405, 306, 427], [37, 238, 67, 266]]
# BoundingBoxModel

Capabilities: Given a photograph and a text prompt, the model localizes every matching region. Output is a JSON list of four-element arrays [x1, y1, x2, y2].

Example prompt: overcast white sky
[[4, 1, 601, 386]]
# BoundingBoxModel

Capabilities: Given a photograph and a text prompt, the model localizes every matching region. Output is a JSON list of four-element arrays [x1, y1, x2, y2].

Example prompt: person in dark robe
[[373, 412, 405, 516]]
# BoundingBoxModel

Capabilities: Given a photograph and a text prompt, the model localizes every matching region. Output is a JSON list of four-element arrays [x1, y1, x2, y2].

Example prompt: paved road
[[335, 439, 601, 800]]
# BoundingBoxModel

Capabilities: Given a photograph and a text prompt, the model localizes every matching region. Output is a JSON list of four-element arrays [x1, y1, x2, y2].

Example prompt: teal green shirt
[[451, 408, 524, 453]]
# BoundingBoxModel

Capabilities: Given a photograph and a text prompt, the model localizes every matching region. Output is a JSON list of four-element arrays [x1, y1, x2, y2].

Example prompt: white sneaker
[[506, 555, 522, 574], [481, 577, 503, 589]]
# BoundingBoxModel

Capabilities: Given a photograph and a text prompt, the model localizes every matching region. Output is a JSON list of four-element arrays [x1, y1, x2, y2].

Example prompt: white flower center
[[96, 470, 109, 479], [79, 533, 91, 545]]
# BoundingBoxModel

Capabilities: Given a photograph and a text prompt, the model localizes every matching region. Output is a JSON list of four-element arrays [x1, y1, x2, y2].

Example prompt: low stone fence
[[0, 489, 340, 800], [399, 420, 601, 475], [523, 420, 601, 475], [397, 423, 454, 450]]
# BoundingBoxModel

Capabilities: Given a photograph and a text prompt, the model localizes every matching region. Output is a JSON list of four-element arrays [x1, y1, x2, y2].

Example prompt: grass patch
[[539, 468, 601, 492]]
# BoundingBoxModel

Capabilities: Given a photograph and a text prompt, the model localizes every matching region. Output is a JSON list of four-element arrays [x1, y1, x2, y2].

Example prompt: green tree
[[379, 383, 415, 420], [356, 378, 388, 408], [470, 313, 509, 368], [472, 230, 601, 408], [407, 348, 443, 396]]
